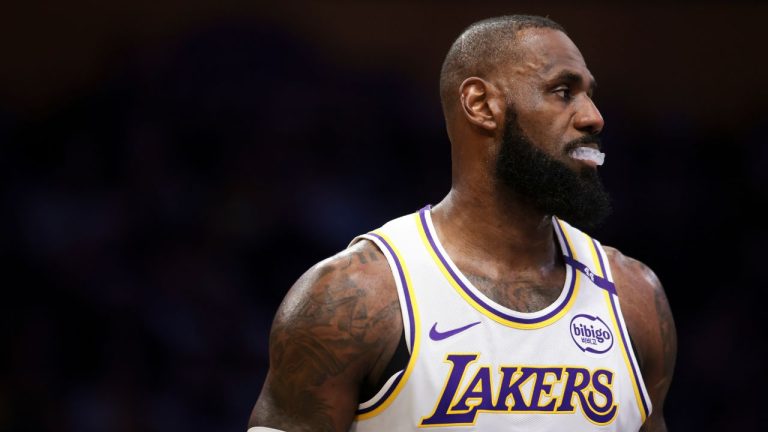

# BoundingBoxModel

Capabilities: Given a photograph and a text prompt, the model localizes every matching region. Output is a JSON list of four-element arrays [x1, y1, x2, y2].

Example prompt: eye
[[553, 86, 572, 101]]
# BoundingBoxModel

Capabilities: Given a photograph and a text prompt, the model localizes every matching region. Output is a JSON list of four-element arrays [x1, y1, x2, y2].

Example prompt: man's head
[[439, 15, 565, 116], [441, 15, 610, 228]]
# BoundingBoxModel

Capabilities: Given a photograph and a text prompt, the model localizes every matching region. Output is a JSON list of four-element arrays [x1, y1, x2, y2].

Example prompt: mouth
[[569, 147, 605, 166]]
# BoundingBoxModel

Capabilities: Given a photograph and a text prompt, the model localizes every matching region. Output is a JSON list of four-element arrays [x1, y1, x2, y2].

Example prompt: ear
[[459, 77, 503, 133]]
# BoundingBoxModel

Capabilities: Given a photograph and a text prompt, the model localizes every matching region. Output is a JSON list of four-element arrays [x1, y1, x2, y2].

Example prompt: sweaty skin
[[249, 26, 675, 432]]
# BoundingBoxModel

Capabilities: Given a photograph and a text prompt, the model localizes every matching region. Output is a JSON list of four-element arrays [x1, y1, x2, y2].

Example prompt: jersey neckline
[[417, 205, 579, 329]]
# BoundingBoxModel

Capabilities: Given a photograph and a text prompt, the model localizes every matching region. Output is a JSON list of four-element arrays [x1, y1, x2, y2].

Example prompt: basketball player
[[248, 15, 676, 432]]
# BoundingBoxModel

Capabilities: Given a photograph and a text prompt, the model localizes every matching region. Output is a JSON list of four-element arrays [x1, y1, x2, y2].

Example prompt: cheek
[[519, 114, 565, 152], [533, 108, 573, 149], [507, 86, 572, 152]]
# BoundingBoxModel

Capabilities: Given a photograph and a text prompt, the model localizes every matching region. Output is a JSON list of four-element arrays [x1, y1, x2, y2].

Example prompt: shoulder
[[250, 240, 403, 430], [603, 246, 676, 429], [276, 239, 398, 331], [602, 246, 663, 320], [271, 238, 403, 384], [602, 245, 673, 359]]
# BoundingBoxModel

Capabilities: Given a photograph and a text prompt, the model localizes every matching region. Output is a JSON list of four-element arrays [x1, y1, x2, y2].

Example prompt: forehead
[[499, 28, 594, 84]]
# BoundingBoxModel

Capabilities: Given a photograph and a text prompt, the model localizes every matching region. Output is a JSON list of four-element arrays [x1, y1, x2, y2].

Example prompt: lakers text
[[420, 354, 618, 426]]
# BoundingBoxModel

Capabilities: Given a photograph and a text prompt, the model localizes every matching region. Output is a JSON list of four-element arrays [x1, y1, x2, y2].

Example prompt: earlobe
[[459, 77, 500, 133]]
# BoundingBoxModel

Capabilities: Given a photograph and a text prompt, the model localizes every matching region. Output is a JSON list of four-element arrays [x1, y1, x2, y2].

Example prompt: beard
[[494, 105, 611, 230]]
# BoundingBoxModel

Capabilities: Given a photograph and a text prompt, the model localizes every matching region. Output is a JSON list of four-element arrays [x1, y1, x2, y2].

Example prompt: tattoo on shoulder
[[338, 246, 381, 270], [266, 263, 399, 428], [317, 263, 338, 278], [354, 250, 381, 265]]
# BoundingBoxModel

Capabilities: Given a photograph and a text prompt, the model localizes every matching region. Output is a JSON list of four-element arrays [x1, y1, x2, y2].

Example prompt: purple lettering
[[584, 369, 617, 424], [529, 368, 563, 411], [493, 366, 534, 411], [556, 367, 590, 412], [420, 354, 478, 425], [451, 366, 495, 412]]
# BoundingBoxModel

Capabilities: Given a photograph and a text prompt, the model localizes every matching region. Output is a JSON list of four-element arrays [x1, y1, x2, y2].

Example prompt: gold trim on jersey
[[417, 212, 580, 330], [590, 238, 652, 423], [354, 230, 421, 420]]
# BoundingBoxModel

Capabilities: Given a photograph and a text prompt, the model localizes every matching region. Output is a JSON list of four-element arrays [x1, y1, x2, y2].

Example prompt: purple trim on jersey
[[563, 255, 617, 295], [367, 232, 415, 349], [591, 237, 649, 416], [355, 232, 415, 415], [419, 205, 576, 325], [356, 370, 403, 416], [608, 294, 651, 418]]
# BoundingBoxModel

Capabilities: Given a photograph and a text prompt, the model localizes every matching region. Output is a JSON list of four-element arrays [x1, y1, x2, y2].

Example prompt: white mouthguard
[[570, 147, 605, 166]]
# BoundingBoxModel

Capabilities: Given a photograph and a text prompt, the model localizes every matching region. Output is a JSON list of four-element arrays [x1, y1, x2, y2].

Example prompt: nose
[[573, 97, 604, 135]]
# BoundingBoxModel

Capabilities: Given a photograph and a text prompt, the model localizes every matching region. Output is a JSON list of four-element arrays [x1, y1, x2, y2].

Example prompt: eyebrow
[[553, 70, 597, 95]]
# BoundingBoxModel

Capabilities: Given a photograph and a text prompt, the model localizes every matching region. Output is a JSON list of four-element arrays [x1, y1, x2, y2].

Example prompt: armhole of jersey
[[592, 240, 653, 422], [349, 234, 413, 352], [350, 232, 421, 420]]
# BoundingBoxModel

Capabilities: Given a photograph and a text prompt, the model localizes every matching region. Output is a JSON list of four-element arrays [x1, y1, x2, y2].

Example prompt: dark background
[[2, 1, 766, 431]]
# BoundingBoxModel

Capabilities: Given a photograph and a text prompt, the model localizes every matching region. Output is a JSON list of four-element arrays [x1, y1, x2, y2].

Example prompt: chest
[[464, 269, 566, 313]]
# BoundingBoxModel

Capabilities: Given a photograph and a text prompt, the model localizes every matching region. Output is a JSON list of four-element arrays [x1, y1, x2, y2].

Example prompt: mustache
[[565, 135, 603, 152]]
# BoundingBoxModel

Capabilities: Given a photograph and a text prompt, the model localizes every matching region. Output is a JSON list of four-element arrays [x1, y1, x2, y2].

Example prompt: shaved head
[[439, 15, 566, 116]]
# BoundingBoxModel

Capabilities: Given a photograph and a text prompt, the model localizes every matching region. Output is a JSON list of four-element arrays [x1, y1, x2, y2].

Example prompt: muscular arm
[[248, 241, 402, 432], [606, 247, 677, 432]]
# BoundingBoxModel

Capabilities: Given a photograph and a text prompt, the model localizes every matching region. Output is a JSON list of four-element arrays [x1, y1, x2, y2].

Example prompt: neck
[[430, 187, 561, 275]]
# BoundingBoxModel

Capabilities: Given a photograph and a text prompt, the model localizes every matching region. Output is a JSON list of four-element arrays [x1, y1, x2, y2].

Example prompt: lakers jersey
[[349, 206, 651, 431]]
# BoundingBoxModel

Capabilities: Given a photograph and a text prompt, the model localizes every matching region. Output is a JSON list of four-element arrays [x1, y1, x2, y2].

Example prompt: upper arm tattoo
[[258, 254, 399, 431]]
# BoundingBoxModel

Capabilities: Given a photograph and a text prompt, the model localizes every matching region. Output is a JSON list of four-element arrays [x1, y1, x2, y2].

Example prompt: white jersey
[[349, 206, 651, 431]]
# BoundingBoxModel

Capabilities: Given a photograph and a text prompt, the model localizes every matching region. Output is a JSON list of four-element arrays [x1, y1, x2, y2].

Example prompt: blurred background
[[1, 1, 766, 431]]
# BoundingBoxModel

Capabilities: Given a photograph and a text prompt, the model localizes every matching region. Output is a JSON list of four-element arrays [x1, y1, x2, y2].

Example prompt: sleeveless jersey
[[349, 206, 652, 431]]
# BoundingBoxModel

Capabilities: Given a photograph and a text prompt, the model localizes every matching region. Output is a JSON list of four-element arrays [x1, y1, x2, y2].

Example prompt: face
[[493, 28, 610, 228], [494, 28, 605, 172], [495, 104, 611, 229]]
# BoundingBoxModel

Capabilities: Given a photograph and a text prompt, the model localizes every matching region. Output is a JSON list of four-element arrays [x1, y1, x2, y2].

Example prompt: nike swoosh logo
[[429, 321, 482, 341]]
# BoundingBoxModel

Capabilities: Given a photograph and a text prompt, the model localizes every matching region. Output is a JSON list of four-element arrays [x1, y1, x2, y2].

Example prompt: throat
[[464, 271, 566, 313]]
